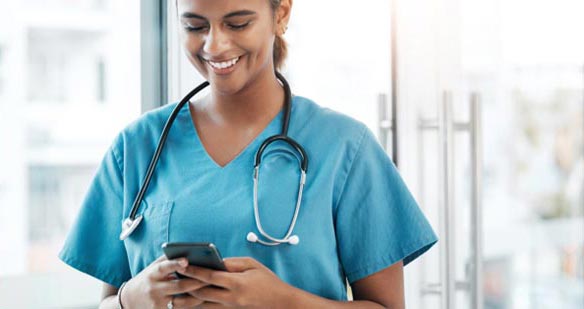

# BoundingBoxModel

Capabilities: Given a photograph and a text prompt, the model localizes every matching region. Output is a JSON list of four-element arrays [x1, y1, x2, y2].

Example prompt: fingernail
[[179, 259, 188, 267]]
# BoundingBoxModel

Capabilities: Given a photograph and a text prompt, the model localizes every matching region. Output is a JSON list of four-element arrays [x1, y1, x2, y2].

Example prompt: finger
[[171, 294, 205, 308], [160, 278, 209, 295], [155, 254, 168, 262], [191, 286, 231, 304], [223, 257, 259, 273], [177, 266, 232, 288], [150, 258, 189, 280]]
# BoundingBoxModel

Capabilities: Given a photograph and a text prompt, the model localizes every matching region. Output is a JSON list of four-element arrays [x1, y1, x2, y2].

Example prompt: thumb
[[223, 257, 259, 273]]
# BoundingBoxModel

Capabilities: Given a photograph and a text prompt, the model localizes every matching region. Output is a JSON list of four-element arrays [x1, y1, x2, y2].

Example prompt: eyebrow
[[181, 10, 257, 20]]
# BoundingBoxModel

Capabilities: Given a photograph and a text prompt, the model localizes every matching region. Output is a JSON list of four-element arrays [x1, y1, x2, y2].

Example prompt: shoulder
[[111, 102, 179, 154], [122, 103, 178, 139], [291, 95, 369, 147]]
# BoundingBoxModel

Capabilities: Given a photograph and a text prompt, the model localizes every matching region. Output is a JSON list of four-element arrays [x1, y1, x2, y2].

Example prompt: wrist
[[275, 283, 297, 308], [117, 281, 128, 309], [281, 285, 343, 309], [279, 284, 315, 309]]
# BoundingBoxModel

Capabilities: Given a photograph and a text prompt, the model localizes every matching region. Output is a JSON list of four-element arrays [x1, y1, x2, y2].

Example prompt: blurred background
[[0, 0, 582, 308]]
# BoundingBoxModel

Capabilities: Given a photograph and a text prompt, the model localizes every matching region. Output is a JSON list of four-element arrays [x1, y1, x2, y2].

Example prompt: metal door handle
[[418, 91, 484, 309], [469, 92, 484, 309], [378, 93, 399, 166], [440, 90, 456, 309], [418, 91, 457, 307], [378, 93, 390, 150]]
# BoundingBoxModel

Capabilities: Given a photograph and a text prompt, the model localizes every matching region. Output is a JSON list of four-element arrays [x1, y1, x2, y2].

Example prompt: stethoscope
[[119, 71, 308, 246]]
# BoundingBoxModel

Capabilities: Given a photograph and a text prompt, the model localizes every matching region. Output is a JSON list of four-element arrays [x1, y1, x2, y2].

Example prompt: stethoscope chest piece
[[119, 214, 143, 240]]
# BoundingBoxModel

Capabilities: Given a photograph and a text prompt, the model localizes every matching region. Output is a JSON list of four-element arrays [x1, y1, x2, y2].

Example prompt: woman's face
[[177, 0, 281, 95]]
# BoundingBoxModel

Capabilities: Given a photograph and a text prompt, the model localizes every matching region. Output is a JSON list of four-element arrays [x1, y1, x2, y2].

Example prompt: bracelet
[[117, 281, 127, 309]]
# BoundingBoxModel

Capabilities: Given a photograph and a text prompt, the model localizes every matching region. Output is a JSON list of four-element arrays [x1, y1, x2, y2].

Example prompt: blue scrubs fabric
[[59, 95, 438, 300]]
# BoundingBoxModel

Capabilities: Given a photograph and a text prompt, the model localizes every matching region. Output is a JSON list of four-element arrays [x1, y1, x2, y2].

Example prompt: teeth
[[208, 57, 240, 69]]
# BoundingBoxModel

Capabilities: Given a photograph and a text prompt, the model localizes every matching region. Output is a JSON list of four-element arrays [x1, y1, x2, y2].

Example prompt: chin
[[209, 77, 247, 96]]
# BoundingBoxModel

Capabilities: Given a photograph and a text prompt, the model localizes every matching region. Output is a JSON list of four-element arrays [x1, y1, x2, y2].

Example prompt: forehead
[[177, 0, 272, 18]]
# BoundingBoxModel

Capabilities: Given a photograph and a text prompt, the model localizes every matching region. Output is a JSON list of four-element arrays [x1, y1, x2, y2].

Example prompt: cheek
[[181, 37, 206, 69], [243, 32, 276, 66], [257, 37, 276, 67]]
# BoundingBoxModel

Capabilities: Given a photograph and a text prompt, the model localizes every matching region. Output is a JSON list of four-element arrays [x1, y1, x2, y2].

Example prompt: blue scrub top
[[59, 95, 437, 300]]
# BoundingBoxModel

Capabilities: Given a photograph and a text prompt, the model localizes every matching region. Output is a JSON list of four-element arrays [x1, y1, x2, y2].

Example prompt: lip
[[203, 55, 243, 76]]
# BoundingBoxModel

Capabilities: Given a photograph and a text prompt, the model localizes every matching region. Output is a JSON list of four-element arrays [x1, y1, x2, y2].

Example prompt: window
[[0, 44, 4, 96], [0, 1, 143, 307]]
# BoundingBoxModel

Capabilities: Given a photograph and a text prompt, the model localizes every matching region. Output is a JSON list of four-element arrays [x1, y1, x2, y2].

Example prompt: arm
[[99, 283, 119, 309], [287, 260, 404, 308], [180, 258, 405, 308]]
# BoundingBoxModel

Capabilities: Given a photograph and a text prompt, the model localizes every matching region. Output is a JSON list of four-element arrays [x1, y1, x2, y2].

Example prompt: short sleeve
[[58, 137, 131, 288], [334, 127, 438, 283]]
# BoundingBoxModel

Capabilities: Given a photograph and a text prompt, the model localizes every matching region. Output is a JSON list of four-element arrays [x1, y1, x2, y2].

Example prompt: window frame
[[141, 0, 169, 112]]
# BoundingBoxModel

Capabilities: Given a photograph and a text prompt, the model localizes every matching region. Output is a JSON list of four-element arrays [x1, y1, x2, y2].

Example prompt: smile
[[206, 56, 241, 69]]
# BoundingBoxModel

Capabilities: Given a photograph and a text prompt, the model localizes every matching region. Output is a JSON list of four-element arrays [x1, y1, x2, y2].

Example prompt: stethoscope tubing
[[128, 80, 210, 221], [252, 166, 306, 244]]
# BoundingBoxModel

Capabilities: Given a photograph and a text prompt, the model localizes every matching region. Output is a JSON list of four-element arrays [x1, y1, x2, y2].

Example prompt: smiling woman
[[57, 0, 437, 308], [176, 0, 286, 99]]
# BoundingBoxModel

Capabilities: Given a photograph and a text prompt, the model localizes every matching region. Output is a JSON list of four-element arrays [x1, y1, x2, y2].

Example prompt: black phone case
[[161, 242, 227, 271]]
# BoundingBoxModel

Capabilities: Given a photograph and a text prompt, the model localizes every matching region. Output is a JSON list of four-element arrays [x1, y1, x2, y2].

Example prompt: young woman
[[59, 0, 437, 308]]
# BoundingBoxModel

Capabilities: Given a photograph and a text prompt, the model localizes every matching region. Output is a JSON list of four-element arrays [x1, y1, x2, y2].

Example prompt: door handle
[[440, 90, 456, 309], [378, 93, 399, 166], [416, 91, 456, 308], [469, 92, 484, 309], [417, 91, 484, 309]]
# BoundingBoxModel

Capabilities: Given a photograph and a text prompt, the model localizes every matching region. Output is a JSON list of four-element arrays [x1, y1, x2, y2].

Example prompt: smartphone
[[161, 242, 227, 272]]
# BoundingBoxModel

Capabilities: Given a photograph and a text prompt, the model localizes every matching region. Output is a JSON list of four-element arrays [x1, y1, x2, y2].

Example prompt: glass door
[[396, 0, 584, 308], [460, 0, 584, 307]]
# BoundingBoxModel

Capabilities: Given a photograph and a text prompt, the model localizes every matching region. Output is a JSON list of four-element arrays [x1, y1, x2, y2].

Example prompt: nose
[[203, 26, 231, 57]]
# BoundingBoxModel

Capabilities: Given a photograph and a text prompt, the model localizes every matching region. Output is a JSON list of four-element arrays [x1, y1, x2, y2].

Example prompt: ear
[[275, 0, 293, 35]]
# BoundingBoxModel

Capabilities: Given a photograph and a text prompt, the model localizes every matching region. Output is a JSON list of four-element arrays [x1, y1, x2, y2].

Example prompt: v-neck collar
[[178, 99, 292, 170]]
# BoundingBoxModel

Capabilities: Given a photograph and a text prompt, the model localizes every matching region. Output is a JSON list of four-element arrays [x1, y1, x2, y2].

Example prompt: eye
[[227, 21, 251, 30], [183, 23, 208, 33]]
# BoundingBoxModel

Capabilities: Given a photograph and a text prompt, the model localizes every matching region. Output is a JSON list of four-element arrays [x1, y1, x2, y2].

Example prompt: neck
[[203, 70, 285, 128]]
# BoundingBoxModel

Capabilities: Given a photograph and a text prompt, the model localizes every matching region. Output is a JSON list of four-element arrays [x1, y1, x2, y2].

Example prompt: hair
[[269, 0, 288, 71]]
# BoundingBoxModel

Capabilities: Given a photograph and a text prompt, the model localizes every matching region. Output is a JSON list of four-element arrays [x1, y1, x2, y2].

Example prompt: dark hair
[[269, 0, 288, 70]]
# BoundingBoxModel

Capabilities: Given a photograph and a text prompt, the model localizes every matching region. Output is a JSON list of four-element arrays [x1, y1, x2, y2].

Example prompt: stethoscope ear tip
[[247, 232, 299, 245]]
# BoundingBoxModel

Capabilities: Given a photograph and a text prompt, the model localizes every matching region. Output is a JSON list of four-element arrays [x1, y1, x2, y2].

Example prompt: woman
[[59, 0, 437, 308]]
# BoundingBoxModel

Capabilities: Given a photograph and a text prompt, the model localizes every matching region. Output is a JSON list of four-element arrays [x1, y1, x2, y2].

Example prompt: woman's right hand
[[121, 255, 208, 308]]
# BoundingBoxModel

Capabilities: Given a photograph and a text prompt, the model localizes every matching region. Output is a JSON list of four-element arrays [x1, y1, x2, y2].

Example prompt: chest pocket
[[124, 200, 174, 266]]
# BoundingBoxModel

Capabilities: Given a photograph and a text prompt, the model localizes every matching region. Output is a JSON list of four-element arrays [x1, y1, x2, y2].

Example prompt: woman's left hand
[[176, 257, 294, 308]]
